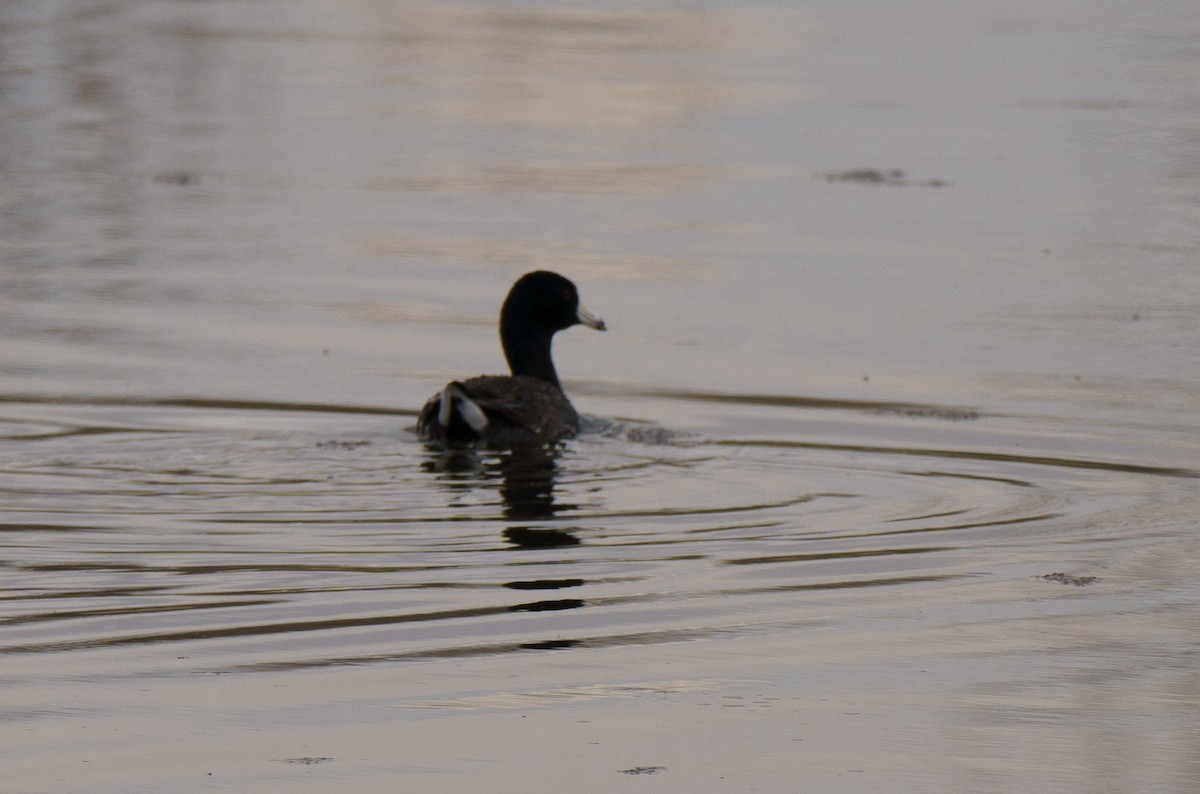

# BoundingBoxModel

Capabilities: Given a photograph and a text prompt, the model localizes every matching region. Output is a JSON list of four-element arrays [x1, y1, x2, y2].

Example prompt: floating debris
[[315, 439, 372, 450], [873, 406, 980, 421], [1039, 572, 1099, 586], [620, 766, 667, 776], [153, 171, 197, 186], [818, 168, 948, 188], [280, 757, 334, 765]]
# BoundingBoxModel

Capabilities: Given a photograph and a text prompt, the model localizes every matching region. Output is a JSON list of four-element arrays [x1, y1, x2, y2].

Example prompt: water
[[2, 1, 1200, 791]]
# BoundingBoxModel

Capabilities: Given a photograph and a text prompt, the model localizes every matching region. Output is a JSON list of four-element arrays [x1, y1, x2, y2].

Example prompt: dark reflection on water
[[497, 447, 574, 522], [424, 443, 586, 613], [423, 442, 584, 550], [505, 578, 585, 590], [502, 527, 581, 549], [496, 446, 585, 551]]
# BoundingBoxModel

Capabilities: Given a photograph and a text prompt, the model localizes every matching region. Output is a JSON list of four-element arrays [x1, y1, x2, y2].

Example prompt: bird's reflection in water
[[496, 445, 582, 549], [423, 443, 588, 638], [422, 441, 586, 575], [520, 638, 581, 651]]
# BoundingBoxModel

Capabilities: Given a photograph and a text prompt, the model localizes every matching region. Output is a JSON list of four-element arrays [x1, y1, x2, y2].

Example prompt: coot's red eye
[[562, 289, 573, 302]]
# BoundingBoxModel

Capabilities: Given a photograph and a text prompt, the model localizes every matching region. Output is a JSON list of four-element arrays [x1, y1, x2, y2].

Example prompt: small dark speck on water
[[818, 168, 948, 187], [875, 406, 979, 421], [620, 766, 666, 776], [153, 171, 196, 186], [280, 757, 334, 765], [315, 440, 371, 450], [1039, 572, 1100, 586]]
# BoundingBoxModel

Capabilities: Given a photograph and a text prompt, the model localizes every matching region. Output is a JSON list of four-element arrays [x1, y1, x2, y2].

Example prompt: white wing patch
[[439, 383, 489, 434]]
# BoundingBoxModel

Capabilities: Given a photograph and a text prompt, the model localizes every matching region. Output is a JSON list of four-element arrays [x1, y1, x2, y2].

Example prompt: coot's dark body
[[417, 271, 605, 447]]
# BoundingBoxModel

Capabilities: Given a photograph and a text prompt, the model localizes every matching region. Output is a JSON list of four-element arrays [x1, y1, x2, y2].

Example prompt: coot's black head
[[500, 271, 605, 386], [501, 271, 605, 334]]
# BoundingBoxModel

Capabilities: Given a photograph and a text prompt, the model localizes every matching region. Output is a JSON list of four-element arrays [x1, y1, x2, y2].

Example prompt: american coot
[[417, 271, 606, 446]]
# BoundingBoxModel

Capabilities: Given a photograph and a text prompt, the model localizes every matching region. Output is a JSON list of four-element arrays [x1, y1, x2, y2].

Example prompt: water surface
[[2, 1, 1200, 791]]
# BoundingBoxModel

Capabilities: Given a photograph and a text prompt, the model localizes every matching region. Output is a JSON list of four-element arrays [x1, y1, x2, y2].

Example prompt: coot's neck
[[501, 323, 560, 387]]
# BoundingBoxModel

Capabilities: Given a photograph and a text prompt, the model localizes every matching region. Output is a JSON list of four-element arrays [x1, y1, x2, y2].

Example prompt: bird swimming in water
[[417, 271, 606, 446]]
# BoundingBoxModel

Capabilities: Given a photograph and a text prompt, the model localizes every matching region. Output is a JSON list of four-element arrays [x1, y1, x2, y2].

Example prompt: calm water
[[3, 1, 1200, 791]]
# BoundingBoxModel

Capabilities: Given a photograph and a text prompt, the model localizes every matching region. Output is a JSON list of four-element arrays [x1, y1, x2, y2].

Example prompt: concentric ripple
[[0, 393, 1190, 681]]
